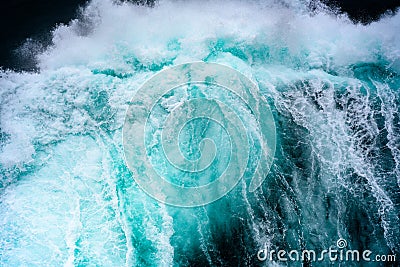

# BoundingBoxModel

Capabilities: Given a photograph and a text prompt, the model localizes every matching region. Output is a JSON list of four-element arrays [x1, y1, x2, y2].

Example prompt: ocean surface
[[0, 0, 399, 266]]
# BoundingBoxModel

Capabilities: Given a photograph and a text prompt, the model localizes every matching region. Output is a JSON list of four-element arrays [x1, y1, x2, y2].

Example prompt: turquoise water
[[0, 0, 399, 266]]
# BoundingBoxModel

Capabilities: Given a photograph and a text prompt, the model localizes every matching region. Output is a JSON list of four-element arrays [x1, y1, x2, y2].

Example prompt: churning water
[[0, 0, 399, 266]]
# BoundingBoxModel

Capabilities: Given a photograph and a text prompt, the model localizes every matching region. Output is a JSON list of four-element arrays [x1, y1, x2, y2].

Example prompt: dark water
[[0, 0, 88, 70]]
